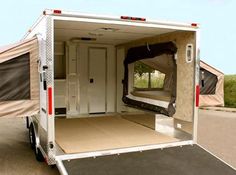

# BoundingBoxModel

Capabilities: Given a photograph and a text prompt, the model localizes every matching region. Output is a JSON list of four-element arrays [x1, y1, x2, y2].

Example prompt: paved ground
[[0, 118, 59, 175], [0, 110, 235, 175], [200, 106, 236, 113], [198, 109, 236, 168]]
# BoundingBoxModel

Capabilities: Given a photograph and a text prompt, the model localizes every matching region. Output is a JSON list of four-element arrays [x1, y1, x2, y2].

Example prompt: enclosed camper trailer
[[0, 9, 201, 174]]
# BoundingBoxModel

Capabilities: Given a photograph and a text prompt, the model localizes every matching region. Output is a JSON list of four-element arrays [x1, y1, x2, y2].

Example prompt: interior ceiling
[[54, 20, 176, 45]]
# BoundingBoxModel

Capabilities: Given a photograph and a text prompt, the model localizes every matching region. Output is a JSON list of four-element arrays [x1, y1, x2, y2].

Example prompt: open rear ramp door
[[0, 37, 39, 118], [55, 145, 236, 175]]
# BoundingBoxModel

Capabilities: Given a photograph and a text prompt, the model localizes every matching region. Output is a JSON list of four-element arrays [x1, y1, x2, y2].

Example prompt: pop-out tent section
[[0, 37, 39, 118], [199, 61, 224, 107], [123, 42, 177, 117]]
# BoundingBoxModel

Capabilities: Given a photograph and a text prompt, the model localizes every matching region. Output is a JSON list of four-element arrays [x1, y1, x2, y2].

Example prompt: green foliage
[[134, 73, 165, 89], [134, 61, 154, 77], [224, 75, 236, 108]]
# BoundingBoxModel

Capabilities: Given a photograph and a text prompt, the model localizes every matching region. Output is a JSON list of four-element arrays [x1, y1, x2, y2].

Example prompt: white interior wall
[[77, 44, 88, 114], [54, 42, 116, 115], [128, 64, 134, 95], [77, 43, 116, 114], [106, 46, 116, 112], [54, 42, 66, 109], [54, 42, 116, 117], [67, 44, 78, 115], [116, 47, 125, 112]]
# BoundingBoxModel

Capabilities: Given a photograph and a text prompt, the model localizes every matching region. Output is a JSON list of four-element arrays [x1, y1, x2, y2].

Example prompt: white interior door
[[88, 48, 106, 113]]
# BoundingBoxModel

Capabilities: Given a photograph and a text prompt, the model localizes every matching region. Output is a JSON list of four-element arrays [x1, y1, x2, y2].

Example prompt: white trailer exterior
[[1, 9, 202, 175]]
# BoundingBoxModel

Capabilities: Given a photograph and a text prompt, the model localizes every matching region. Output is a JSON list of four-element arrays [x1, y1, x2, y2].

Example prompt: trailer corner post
[[193, 29, 200, 144], [45, 16, 56, 164]]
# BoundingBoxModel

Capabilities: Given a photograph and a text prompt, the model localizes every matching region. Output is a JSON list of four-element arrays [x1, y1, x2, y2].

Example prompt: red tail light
[[196, 85, 200, 107], [48, 87, 53, 115]]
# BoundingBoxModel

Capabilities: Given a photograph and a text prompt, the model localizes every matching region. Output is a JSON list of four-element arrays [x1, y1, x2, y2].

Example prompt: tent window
[[0, 53, 30, 101], [200, 68, 218, 95], [134, 61, 165, 90]]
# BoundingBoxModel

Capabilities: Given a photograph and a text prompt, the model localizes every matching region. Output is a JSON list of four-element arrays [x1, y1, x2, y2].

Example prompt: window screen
[[0, 53, 30, 101], [200, 68, 218, 95], [134, 61, 166, 89]]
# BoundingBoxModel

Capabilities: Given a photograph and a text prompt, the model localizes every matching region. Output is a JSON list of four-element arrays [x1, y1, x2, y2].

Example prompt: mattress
[[131, 90, 171, 102], [126, 94, 169, 109]]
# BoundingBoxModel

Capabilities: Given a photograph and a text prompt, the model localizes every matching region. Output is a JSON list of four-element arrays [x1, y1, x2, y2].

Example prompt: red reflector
[[48, 87, 53, 115], [121, 16, 146, 21], [53, 9, 62, 14], [121, 16, 129, 19], [191, 23, 198, 27], [140, 18, 146, 21], [196, 85, 200, 107]]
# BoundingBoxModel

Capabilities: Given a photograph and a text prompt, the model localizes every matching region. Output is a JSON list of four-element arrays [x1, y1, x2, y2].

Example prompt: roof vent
[[97, 27, 119, 32], [70, 37, 96, 42]]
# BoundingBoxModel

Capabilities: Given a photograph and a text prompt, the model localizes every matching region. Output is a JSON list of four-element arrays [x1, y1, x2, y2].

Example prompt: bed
[[130, 90, 171, 102], [122, 42, 177, 116]]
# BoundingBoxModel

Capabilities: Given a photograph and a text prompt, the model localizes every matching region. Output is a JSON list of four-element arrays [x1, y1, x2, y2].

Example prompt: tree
[[134, 61, 155, 88], [134, 61, 154, 77]]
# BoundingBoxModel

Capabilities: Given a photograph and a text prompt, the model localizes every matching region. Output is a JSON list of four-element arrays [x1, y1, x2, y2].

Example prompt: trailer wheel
[[35, 147, 44, 162], [29, 124, 44, 162], [26, 117, 30, 129], [29, 124, 36, 150]]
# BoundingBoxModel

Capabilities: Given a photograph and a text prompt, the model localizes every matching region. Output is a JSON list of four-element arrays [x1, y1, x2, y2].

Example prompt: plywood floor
[[55, 116, 178, 154], [121, 114, 155, 129]]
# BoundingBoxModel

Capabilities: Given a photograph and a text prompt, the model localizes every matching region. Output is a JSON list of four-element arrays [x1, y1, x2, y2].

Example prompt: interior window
[[0, 53, 30, 101], [134, 61, 165, 90]]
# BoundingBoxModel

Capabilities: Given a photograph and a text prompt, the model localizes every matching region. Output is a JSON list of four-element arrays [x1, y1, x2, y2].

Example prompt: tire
[[35, 147, 44, 162], [29, 124, 44, 162], [26, 117, 30, 129], [29, 124, 35, 150]]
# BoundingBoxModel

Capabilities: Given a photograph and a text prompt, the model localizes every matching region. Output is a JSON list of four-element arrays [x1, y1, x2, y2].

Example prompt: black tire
[[26, 117, 30, 129], [29, 124, 35, 150], [29, 124, 44, 162], [35, 147, 44, 162]]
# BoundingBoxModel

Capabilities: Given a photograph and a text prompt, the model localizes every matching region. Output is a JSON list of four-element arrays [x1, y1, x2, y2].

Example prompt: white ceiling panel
[[54, 20, 176, 44]]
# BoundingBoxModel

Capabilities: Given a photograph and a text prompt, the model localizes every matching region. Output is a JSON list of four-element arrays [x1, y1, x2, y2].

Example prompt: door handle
[[90, 78, 94, 83]]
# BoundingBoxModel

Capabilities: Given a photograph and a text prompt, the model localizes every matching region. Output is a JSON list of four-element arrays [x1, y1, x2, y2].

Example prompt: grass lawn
[[224, 75, 236, 108]]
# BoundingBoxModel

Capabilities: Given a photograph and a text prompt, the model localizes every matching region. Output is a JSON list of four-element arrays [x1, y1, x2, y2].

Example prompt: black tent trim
[[122, 42, 178, 116]]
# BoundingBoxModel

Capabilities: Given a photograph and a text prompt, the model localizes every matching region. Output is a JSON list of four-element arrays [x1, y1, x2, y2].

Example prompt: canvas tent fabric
[[0, 37, 39, 118], [122, 42, 177, 116], [199, 61, 224, 107]]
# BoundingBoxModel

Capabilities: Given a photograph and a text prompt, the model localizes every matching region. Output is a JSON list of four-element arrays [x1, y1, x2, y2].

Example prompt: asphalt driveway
[[0, 109, 235, 175]]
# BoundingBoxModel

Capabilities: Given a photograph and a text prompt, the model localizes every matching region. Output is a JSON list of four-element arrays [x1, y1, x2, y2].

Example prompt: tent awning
[[0, 37, 40, 118]]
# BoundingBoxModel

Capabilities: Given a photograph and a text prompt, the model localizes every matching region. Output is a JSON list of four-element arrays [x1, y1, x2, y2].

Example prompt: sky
[[0, 0, 235, 74]]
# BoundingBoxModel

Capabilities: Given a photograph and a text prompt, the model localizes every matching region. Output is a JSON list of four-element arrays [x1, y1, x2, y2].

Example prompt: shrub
[[224, 75, 236, 108]]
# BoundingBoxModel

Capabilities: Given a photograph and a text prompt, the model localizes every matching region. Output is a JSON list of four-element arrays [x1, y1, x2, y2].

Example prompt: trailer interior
[[53, 18, 196, 155]]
